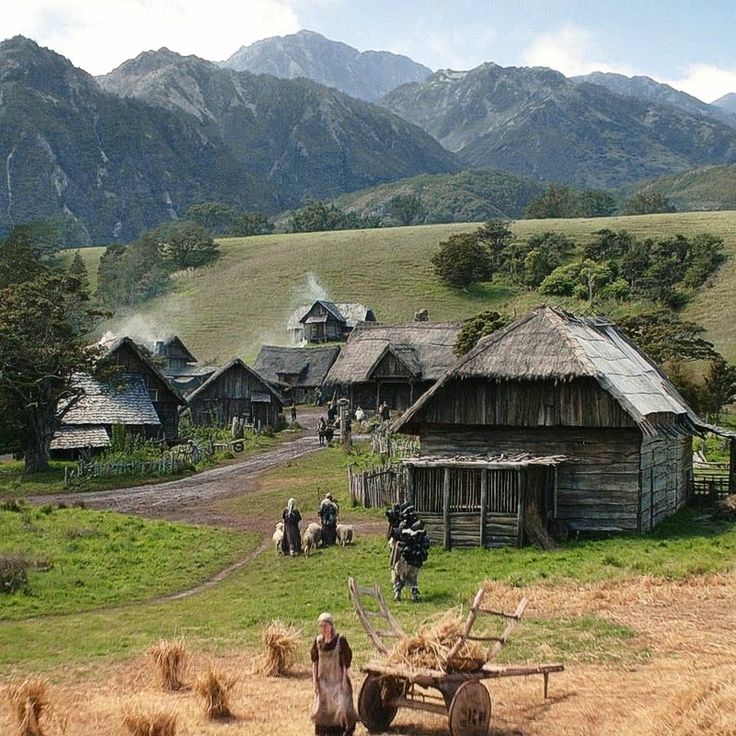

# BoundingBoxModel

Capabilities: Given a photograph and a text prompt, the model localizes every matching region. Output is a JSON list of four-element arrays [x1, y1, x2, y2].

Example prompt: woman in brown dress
[[310, 612, 358, 736]]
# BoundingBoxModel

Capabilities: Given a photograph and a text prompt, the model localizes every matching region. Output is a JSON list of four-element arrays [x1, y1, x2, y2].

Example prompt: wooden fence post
[[479, 469, 488, 548], [443, 467, 451, 551]]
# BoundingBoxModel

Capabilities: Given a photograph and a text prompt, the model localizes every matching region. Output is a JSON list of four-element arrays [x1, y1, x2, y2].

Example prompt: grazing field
[[84, 210, 736, 363], [0, 505, 258, 619]]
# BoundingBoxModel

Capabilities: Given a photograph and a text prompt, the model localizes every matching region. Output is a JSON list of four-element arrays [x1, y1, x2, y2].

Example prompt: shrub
[[0, 554, 30, 594], [432, 233, 493, 289]]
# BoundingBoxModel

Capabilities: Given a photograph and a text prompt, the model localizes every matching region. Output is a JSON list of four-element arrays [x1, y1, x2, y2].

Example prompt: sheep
[[273, 521, 284, 556], [336, 524, 354, 546], [302, 522, 322, 557]]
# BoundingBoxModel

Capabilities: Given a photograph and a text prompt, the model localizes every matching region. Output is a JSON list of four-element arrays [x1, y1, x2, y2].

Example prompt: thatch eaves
[[395, 306, 705, 436], [325, 321, 462, 385], [253, 345, 340, 387]]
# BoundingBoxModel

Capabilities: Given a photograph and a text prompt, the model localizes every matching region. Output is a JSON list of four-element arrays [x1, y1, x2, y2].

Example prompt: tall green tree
[[622, 191, 676, 215], [0, 230, 100, 471], [388, 194, 425, 226], [431, 233, 494, 290], [150, 221, 219, 269], [454, 311, 509, 356]]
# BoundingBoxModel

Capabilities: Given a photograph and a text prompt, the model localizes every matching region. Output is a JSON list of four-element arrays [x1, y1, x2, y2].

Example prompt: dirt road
[[32, 434, 323, 527]]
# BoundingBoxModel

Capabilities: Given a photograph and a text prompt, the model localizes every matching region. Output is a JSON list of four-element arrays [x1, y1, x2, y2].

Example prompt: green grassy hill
[[84, 211, 736, 363], [625, 165, 736, 211]]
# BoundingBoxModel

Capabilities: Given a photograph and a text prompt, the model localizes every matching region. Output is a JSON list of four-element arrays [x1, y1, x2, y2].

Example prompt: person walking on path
[[310, 612, 357, 736], [281, 497, 302, 556]]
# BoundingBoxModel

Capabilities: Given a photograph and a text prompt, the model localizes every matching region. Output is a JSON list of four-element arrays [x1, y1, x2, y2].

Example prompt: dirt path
[[32, 434, 323, 526]]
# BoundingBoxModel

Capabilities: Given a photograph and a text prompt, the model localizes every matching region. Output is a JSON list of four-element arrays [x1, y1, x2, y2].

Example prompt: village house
[[253, 345, 340, 404], [393, 306, 713, 549], [324, 321, 462, 411], [185, 358, 284, 429], [153, 335, 216, 394], [50, 337, 185, 456], [287, 301, 376, 344]]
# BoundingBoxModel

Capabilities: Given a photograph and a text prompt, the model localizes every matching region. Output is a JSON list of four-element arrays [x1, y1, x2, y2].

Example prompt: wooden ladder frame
[[348, 577, 406, 655]]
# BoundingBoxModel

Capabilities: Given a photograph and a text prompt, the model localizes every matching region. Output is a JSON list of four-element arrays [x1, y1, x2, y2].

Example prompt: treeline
[[432, 221, 725, 310]]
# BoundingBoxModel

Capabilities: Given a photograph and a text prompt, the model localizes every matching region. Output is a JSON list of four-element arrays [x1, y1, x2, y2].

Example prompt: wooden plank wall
[[639, 435, 692, 532], [419, 378, 637, 428], [418, 511, 518, 549], [422, 427, 642, 533]]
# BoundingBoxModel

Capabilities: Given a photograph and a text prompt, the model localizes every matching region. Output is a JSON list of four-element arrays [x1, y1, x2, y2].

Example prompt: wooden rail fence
[[348, 463, 407, 508]]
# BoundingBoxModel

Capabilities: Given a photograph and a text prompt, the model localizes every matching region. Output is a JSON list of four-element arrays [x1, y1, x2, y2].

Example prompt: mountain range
[[3, 30, 736, 243], [379, 63, 736, 189], [220, 29, 431, 102], [0, 36, 455, 242]]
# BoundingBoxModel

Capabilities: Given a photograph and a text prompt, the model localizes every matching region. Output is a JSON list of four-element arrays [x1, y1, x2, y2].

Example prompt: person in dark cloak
[[319, 492, 339, 546], [281, 497, 302, 556]]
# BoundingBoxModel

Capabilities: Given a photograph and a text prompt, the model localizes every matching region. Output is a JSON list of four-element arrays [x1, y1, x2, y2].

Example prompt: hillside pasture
[[91, 211, 736, 363]]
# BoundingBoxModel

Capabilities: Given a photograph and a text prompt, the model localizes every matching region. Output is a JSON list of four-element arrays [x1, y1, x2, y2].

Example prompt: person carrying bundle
[[319, 492, 339, 546], [390, 503, 429, 602]]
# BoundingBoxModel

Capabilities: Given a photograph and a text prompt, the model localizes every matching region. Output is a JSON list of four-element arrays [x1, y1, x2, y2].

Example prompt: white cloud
[[386, 22, 498, 71], [3, 0, 300, 74], [523, 23, 635, 77], [663, 64, 736, 103]]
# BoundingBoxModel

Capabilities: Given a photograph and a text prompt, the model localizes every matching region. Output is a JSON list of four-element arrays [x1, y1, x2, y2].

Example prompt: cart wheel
[[358, 674, 398, 733], [448, 681, 491, 736]]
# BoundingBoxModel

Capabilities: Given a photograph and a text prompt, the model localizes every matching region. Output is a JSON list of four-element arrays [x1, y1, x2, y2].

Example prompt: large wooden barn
[[186, 359, 284, 428], [324, 322, 461, 411], [253, 345, 340, 404], [393, 306, 709, 549]]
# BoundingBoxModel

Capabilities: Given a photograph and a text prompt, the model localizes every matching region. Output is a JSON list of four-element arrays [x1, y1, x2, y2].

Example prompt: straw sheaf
[[384, 610, 488, 673], [255, 621, 301, 677], [325, 322, 462, 385]]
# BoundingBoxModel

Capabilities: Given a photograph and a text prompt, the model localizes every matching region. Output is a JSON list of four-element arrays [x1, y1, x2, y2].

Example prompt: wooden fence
[[691, 463, 732, 506], [348, 463, 407, 508], [370, 425, 420, 459], [64, 443, 211, 486]]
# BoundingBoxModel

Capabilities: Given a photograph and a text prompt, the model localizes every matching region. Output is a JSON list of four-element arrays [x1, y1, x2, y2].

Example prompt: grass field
[[0, 505, 258, 620], [80, 211, 736, 363]]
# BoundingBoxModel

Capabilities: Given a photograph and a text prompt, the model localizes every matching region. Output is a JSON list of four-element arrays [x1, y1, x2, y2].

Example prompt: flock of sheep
[[272, 521, 355, 556]]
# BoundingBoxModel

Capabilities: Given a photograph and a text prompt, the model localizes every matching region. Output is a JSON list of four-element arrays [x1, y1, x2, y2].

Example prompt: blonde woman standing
[[310, 612, 357, 736]]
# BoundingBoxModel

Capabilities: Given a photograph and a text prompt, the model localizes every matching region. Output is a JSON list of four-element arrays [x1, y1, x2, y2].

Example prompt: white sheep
[[273, 521, 284, 556], [336, 524, 354, 546], [302, 522, 322, 557]]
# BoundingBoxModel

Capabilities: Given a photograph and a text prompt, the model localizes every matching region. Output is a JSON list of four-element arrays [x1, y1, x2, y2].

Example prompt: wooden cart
[[348, 578, 564, 736]]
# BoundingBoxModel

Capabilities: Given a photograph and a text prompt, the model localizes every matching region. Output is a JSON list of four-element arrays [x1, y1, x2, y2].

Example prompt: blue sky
[[5, 0, 736, 101]]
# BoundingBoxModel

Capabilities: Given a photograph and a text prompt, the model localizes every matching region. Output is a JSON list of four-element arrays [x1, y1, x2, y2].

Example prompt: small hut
[[393, 306, 711, 548], [324, 322, 461, 411], [51, 373, 162, 458], [287, 301, 376, 344], [186, 358, 284, 428], [153, 335, 216, 394], [253, 345, 340, 404], [103, 337, 185, 439]]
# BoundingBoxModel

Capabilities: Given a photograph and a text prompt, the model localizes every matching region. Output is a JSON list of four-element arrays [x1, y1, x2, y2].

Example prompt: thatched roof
[[59, 373, 161, 426], [394, 306, 706, 437], [186, 358, 285, 405], [404, 452, 568, 469], [153, 335, 197, 364], [253, 345, 340, 388], [50, 426, 111, 451], [324, 322, 462, 385], [287, 302, 376, 331]]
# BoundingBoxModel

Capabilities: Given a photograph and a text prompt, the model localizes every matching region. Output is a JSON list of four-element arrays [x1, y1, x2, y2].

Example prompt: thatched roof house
[[287, 301, 376, 343], [393, 306, 710, 548], [253, 345, 340, 403], [186, 358, 284, 428], [324, 321, 461, 410], [103, 337, 185, 440], [51, 373, 162, 456]]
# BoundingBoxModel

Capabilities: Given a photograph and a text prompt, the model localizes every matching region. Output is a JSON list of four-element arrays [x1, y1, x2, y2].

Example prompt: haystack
[[384, 610, 488, 673], [122, 709, 177, 736], [255, 620, 301, 677], [148, 638, 188, 690], [194, 667, 237, 720], [8, 679, 48, 736]]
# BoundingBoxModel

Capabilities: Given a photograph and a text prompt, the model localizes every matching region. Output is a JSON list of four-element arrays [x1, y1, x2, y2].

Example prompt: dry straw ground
[[2, 572, 735, 735]]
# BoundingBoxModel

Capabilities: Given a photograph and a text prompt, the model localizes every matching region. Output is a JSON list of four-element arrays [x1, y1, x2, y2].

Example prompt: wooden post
[[443, 467, 451, 551], [479, 469, 488, 548], [516, 468, 525, 547], [730, 438, 736, 494]]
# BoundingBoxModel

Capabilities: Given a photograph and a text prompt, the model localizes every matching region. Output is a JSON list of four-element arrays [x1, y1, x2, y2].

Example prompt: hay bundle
[[384, 611, 488, 673], [256, 620, 301, 676], [194, 667, 237, 720], [148, 638, 188, 690], [8, 679, 48, 736], [122, 710, 177, 736], [714, 494, 736, 519]]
